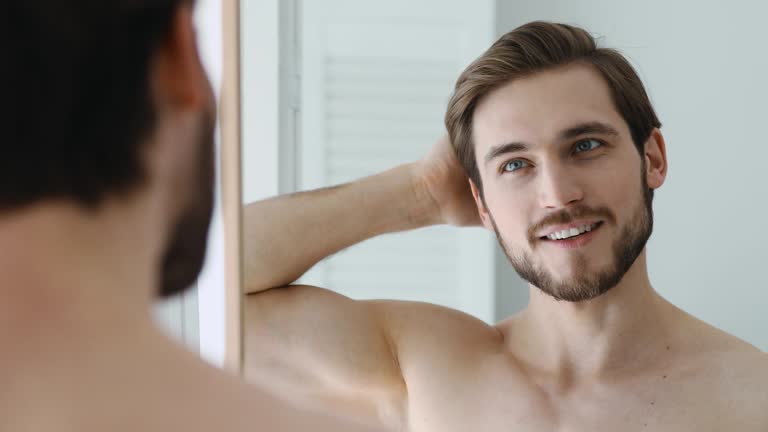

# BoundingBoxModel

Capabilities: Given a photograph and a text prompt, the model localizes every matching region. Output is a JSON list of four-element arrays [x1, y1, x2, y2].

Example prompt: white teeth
[[546, 223, 598, 241]]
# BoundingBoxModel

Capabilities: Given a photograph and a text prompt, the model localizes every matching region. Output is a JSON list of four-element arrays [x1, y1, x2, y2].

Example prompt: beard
[[157, 106, 216, 298], [489, 172, 653, 303]]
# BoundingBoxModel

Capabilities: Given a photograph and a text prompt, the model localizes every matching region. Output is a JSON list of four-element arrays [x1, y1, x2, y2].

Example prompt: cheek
[[588, 157, 644, 214], [482, 186, 534, 242]]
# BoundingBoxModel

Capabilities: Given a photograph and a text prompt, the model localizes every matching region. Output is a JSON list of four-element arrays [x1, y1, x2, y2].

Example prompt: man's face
[[157, 92, 216, 298], [471, 63, 654, 302]]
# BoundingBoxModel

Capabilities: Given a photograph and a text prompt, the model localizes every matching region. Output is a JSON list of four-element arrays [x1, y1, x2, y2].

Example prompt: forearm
[[243, 163, 440, 293]]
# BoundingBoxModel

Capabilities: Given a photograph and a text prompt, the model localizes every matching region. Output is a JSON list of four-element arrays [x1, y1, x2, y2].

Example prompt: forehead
[[472, 63, 630, 157]]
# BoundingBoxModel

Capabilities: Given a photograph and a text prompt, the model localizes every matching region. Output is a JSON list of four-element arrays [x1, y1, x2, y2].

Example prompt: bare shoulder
[[719, 342, 768, 386], [369, 300, 504, 367], [370, 300, 504, 347], [729, 345, 768, 388], [716, 346, 768, 427], [688, 317, 767, 375], [688, 325, 768, 423]]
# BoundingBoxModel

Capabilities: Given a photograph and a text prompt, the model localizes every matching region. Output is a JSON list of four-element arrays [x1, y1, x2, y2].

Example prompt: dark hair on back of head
[[3, 0, 183, 211]]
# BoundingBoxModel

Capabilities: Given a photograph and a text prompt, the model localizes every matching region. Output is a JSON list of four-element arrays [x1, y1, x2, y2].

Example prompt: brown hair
[[445, 21, 661, 194]]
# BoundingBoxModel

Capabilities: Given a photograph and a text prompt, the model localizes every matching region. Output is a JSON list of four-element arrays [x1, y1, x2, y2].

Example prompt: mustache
[[527, 205, 616, 243]]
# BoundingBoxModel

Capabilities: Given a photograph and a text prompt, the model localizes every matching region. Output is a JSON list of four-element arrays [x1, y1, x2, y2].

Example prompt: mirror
[[238, 0, 768, 429]]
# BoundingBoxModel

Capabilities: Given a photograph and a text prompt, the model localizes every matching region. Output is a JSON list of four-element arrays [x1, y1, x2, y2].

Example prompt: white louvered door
[[297, 0, 497, 322]]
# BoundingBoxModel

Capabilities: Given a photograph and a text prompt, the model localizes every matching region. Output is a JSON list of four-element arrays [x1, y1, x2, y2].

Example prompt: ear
[[152, 4, 209, 111], [644, 128, 668, 190], [469, 179, 494, 231]]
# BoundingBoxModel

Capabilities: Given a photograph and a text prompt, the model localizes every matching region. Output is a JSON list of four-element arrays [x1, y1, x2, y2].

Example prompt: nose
[[537, 164, 584, 209]]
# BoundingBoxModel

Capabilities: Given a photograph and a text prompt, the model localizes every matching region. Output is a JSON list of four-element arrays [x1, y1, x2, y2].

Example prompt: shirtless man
[[3, 1, 379, 430], [243, 21, 768, 431]]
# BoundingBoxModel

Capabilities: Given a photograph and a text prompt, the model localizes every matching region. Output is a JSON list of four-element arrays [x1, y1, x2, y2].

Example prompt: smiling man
[[244, 22, 768, 431], [458, 54, 659, 305]]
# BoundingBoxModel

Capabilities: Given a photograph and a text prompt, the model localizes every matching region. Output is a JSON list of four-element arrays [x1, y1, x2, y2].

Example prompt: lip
[[539, 221, 603, 249], [538, 219, 603, 238]]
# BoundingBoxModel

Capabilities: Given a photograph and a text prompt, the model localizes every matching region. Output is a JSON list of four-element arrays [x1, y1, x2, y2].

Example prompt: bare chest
[[402, 364, 762, 432]]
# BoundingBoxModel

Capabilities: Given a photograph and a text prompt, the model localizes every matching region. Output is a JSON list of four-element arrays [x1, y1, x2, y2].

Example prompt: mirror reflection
[[241, 1, 768, 430]]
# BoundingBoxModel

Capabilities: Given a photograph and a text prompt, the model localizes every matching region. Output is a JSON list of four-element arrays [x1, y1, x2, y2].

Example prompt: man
[[244, 21, 768, 431], [2, 1, 381, 430]]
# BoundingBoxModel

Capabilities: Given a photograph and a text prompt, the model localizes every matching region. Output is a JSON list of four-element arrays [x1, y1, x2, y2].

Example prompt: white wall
[[495, 0, 768, 350]]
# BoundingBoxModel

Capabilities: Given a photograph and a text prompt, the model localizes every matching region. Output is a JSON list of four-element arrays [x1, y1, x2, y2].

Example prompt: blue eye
[[502, 160, 530, 173], [574, 139, 602, 153]]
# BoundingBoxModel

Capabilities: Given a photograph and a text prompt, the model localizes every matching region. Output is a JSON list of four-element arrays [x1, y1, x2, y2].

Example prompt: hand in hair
[[415, 135, 482, 227]]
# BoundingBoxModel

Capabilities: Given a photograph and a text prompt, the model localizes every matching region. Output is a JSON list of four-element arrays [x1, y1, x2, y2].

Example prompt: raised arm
[[243, 164, 433, 294], [242, 136, 480, 429]]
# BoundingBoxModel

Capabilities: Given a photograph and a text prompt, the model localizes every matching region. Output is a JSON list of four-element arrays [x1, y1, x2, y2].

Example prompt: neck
[[0, 198, 209, 429], [0, 199, 163, 361], [507, 251, 680, 380]]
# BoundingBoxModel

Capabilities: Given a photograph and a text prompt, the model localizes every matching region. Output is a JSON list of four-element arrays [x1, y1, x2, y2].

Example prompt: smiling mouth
[[540, 222, 603, 241]]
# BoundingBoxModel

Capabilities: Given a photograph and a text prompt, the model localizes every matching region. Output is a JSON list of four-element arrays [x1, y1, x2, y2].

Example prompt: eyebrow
[[560, 121, 620, 141], [483, 121, 620, 166]]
